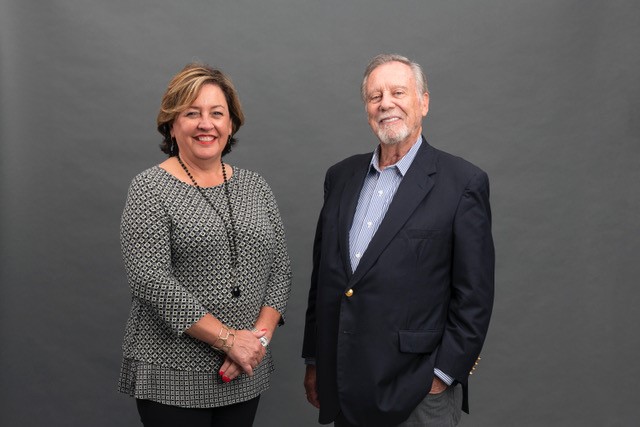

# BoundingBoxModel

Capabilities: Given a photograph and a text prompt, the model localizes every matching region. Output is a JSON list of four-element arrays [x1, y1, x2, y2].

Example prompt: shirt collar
[[369, 136, 423, 176]]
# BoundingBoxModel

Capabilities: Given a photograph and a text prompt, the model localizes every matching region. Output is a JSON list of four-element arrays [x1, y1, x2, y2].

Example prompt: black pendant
[[232, 286, 241, 298]]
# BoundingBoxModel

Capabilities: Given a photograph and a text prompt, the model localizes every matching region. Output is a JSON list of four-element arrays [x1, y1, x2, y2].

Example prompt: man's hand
[[304, 365, 320, 408], [428, 376, 448, 394]]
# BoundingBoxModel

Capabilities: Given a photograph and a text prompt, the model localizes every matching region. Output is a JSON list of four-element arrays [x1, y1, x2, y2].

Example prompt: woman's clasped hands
[[218, 328, 269, 383]]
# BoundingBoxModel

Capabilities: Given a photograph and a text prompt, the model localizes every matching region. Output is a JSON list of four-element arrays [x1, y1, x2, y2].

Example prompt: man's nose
[[379, 93, 395, 110]]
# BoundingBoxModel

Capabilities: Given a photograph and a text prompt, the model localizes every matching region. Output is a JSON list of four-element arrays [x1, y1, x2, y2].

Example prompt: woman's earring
[[171, 137, 178, 155]]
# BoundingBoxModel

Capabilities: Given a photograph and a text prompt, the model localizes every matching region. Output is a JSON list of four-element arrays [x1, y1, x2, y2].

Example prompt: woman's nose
[[197, 117, 214, 130]]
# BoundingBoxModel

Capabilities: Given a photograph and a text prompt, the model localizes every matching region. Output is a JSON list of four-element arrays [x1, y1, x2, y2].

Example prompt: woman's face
[[171, 83, 233, 163]]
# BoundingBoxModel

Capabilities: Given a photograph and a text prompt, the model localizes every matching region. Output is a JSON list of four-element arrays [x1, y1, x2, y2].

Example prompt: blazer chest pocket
[[398, 329, 442, 354], [405, 229, 446, 240]]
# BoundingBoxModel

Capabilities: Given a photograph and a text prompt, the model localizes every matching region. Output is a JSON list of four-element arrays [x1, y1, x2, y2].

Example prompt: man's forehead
[[367, 62, 414, 85]]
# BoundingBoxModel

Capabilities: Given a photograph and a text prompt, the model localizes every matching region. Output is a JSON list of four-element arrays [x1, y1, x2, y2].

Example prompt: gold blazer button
[[345, 289, 354, 297]]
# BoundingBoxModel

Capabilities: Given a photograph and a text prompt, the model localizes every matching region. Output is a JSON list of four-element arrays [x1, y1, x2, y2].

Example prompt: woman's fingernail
[[222, 375, 231, 383], [218, 370, 224, 376]]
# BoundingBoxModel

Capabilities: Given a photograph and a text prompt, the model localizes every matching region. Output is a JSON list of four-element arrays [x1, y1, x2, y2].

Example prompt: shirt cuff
[[434, 368, 454, 385]]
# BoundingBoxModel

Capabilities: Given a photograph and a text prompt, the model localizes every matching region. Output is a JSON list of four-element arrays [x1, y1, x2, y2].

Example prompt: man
[[302, 54, 494, 427]]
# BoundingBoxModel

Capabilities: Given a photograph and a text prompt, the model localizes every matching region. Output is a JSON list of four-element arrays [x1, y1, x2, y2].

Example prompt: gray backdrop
[[1, 1, 638, 426]]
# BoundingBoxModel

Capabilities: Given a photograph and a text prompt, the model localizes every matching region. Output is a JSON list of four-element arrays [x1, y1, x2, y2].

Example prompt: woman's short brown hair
[[157, 63, 245, 156]]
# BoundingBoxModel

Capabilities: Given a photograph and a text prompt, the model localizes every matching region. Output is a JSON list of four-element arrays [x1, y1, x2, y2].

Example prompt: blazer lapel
[[349, 140, 438, 286]]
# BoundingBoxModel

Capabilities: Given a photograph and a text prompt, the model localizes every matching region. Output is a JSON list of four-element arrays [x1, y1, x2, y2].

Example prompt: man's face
[[364, 61, 429, 146]]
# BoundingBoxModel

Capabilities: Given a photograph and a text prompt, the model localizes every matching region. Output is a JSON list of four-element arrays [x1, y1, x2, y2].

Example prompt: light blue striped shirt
[[348, 137, 422, 271], [348, 137, 454, 386]]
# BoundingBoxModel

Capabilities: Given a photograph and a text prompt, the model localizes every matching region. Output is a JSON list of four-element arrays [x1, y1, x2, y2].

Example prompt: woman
[[118, 63, 291, 426]]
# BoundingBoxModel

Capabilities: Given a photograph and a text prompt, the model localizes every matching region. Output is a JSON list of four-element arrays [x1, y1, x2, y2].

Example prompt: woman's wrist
[[212, 325, 236, 353]]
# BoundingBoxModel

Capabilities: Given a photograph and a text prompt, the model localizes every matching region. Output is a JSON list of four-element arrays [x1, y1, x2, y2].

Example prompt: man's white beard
[[377, 123, 410, 146]]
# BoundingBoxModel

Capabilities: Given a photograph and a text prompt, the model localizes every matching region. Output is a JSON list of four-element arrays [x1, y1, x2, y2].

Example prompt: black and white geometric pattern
[[118, 166, 291, 408]]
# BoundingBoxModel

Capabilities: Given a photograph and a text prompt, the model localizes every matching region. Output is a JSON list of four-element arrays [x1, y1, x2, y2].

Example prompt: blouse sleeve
[[120, 174, 208, 334], [259, 178, 292, 324]]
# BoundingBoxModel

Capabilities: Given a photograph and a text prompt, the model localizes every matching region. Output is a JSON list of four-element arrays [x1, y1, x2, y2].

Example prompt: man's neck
[[378, 133, 421, 168]]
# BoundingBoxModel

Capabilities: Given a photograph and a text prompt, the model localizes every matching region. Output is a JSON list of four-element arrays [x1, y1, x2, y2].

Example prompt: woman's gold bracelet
[[213, 325, 236, 352]]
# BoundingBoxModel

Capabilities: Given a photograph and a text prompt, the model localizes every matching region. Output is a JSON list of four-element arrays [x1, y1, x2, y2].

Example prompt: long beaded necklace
[[177, 155, 241, 298]]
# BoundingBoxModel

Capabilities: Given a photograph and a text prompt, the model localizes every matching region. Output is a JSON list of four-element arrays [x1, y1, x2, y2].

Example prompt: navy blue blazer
[[302, 139, 495, 426]]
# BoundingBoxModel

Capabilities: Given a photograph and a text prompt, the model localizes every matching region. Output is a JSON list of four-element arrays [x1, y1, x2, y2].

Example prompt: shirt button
[[355, 253, 361, 258], [367, 221, 373, 228], [345, 289, 354, 297], [378, 190, 383, 196]]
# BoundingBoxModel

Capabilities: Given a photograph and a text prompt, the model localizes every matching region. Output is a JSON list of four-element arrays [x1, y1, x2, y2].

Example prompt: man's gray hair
[[361, 54, 429, 103]]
